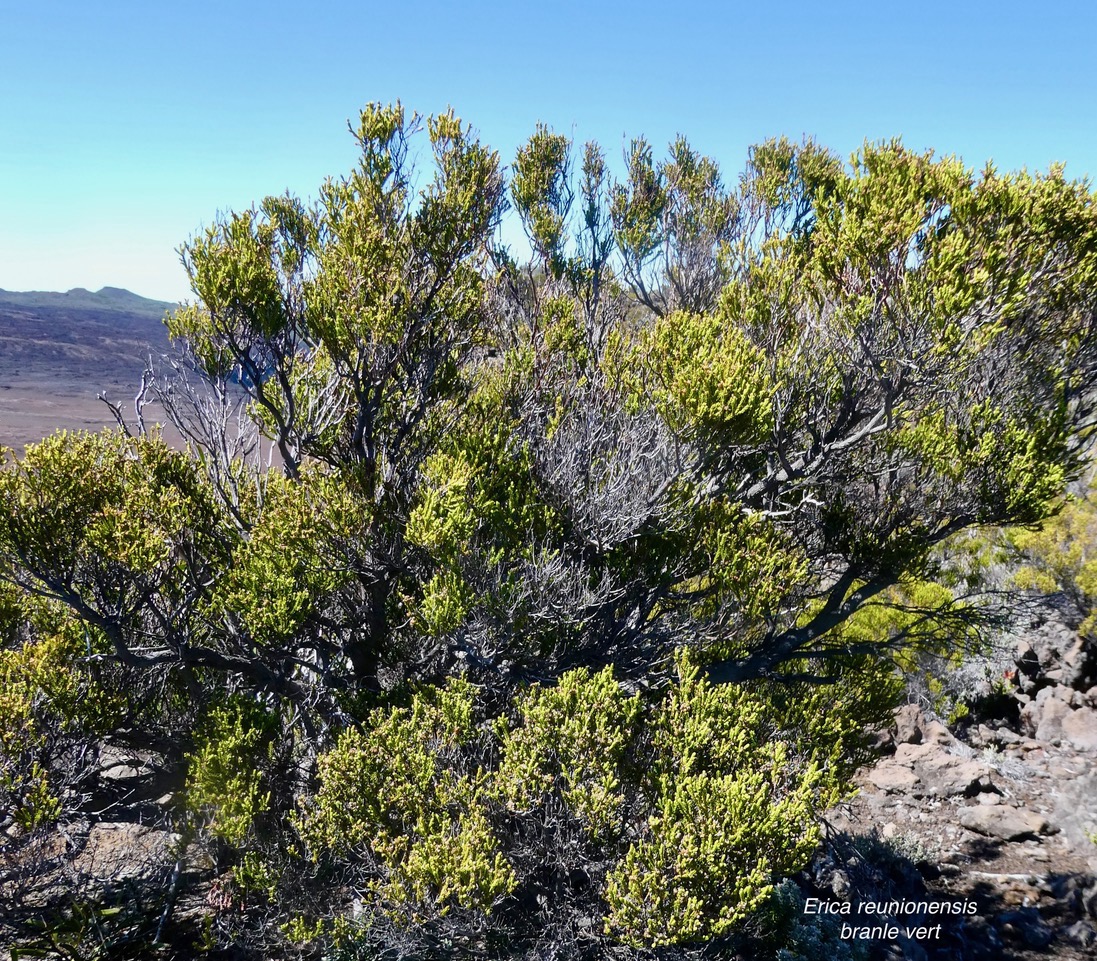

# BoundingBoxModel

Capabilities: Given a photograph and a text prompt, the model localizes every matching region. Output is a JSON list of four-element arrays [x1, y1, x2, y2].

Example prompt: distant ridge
[[0, 286, 177, 317], [0, 284, 176, 382]]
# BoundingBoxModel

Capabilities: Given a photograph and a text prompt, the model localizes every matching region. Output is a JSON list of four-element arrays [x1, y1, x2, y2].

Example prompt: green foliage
[[281, 914, 327, 947], [1005, 480, 1097, 633], [892, 402, 1070, 526], [627, 309, 774, 444], [0, 589, 117, 830], [169, 101, 504, 483], [0, 431, 231, 715], [752, 656, 905, 778], [300, 679, 515, 913], [11, 900, 154, 961], [230, 849, 280, 903], [0, 430, 218, 586], [407, 395, 556, 564], [603, 777, 777, 946], [404, 397, 559, 641], [682, 497, 808, 624], [825, 578, 983, 663], [539, 294, 591, 368], [512, 125, 573, 275], [611, 137, 666, 268], [494, 666, 641, 837], [184, 697, 277, 847], [210, 469, 361, 645], [405, 451, 479, 560], [299, 661, 862, 950], [603, 655, 845, 946]]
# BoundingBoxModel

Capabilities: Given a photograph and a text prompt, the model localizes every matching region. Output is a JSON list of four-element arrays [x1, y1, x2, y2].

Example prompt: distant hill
[[0, 286, 177, 379], [0, 287, 181, 449], [0, 286, 177, 317]]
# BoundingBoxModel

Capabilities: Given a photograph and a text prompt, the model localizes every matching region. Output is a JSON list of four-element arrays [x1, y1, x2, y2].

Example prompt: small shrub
[[184, 697, 278, 847], [602, 655, 841, 947], [0, 589, 118, 831], [298, 678, 516, 914]]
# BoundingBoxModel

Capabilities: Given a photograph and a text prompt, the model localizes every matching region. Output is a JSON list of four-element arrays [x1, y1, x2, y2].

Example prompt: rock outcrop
[[823, 607, 1097, 959]]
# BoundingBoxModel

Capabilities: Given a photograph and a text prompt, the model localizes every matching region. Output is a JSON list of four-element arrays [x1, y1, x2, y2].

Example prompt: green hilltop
[[0, 286, 177, 317]]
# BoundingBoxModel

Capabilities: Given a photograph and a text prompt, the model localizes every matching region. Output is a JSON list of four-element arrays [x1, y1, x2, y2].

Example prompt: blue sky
[[2, 0, 1095, 303]]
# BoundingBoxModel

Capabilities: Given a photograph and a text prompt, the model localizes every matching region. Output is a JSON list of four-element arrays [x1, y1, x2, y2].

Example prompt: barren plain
[[0, 287, 178, 451]]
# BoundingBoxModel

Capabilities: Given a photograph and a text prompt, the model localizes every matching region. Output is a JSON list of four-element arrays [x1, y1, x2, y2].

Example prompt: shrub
[[299, 658, 863, 953], [184, 697, 279, 848]]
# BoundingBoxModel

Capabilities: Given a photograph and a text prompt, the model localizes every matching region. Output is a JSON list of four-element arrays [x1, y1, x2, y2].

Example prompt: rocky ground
[[816, 604, 1097, 960]]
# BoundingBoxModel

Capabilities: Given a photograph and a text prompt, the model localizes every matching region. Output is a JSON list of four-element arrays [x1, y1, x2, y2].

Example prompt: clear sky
[[2, 0, 1095, 303]]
